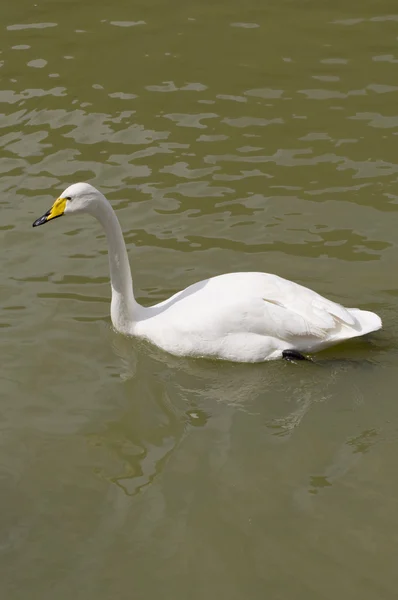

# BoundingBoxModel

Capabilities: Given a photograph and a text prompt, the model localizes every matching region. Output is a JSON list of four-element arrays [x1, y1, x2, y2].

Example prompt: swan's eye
[[65, 196, 71, 201]]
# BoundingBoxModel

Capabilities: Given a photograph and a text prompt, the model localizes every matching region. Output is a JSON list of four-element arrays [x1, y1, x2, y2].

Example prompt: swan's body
[[33, 183, 382, 362]]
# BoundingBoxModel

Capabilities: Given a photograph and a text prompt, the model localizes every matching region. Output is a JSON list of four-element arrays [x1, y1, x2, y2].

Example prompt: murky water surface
[[1, 1, 398, 598]]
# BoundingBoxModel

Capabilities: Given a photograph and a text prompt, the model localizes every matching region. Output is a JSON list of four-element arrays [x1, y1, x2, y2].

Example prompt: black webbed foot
[[282, 349, 312, 362]]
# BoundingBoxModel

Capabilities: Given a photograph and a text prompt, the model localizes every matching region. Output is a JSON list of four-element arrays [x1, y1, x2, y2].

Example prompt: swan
[[32, 182, 382, 363]]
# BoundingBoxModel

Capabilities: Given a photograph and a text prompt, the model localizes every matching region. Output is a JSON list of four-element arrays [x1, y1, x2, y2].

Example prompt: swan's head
[[32, 182, 104, 227]]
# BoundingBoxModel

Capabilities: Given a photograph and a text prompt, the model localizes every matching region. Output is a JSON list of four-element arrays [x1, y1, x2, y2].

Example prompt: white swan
[[32, 183, 382, 363]]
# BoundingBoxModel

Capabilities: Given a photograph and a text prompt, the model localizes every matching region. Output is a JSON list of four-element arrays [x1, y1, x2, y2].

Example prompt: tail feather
[[348, 308, 382, 336]]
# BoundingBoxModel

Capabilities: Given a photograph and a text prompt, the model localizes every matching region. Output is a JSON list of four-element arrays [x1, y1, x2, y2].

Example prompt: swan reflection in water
[[105, 330, 379, 497]]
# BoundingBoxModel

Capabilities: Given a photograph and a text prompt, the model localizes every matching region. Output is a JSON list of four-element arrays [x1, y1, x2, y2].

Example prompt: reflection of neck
[[95, 198, 140, 334]]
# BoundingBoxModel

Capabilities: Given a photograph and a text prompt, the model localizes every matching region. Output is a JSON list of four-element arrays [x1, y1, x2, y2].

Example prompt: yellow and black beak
[[32, 197, 67, 227]]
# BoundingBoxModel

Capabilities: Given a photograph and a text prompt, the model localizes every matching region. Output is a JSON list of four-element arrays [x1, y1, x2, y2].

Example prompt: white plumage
[[33, 183, 382, 363]]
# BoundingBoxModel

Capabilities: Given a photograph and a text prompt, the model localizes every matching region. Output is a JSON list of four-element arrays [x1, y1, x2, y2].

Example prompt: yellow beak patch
[[32, 197, 67, 227]]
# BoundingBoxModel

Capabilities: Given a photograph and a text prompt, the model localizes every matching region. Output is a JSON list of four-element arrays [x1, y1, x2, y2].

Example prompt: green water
[[1, 0, 398, 598]]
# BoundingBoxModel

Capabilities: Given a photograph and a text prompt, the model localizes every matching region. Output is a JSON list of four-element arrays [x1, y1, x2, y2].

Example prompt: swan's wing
[[201, 272, 360, 342], [260, 274, 357, 337], [153, 272, 363, 343]]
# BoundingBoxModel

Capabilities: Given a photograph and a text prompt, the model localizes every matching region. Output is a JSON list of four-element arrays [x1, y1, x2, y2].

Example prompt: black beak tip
[[32, 208, 52, 227], [32, 215, 47, 227]]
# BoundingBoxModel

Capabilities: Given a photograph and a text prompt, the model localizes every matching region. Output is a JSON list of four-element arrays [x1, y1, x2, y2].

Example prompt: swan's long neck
[[94, 197, 140, 334]]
